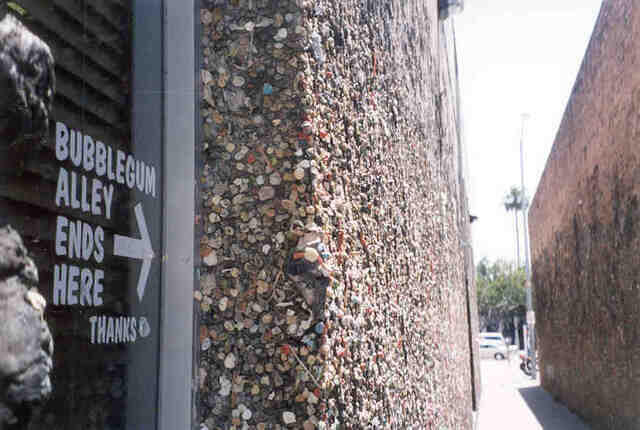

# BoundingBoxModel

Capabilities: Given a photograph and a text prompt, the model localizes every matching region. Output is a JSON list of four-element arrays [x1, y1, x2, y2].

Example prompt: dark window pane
[[1, 2, 162, 429]]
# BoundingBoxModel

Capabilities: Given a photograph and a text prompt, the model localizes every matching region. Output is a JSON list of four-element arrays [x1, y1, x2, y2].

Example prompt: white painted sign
[[114, 203, 154, 301], [52, 121, 159, 344], [88, 315, 152, 344]]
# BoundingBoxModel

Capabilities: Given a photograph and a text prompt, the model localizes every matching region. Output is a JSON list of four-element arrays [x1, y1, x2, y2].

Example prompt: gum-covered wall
[[196, 1, 476, 428]]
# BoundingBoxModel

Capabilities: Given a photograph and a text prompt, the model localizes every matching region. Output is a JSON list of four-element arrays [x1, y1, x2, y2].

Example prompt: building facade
[[0, 0, 478, 428], [529, 1, 640, 428]]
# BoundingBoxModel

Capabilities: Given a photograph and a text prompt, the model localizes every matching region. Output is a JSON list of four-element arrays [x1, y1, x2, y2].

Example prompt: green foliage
[[503, 186, 526, 212], [7, 2, 27, 16], [476, 257, 526, 329]]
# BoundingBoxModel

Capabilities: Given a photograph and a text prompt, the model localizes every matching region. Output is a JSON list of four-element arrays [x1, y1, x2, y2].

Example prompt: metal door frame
[[158, 1, 197, 429]]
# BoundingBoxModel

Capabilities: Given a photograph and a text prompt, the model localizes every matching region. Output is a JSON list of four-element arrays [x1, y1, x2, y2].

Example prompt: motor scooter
[[519, 353, 534, 376]]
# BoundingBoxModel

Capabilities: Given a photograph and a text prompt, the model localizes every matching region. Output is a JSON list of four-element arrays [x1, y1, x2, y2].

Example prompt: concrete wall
[[197, 0, 477, 428], [529, 1, 640, 428]]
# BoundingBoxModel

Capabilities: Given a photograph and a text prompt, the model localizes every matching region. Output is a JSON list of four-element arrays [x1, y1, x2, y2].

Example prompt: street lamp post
[[519, 113, 536, 379]]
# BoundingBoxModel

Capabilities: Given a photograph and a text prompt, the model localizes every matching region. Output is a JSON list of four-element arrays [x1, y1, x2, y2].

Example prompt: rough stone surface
[[198, 0, 476, 428], [0, 13, 55, 147], [0, 226, 53, 429], [529, 1, 640, 428]]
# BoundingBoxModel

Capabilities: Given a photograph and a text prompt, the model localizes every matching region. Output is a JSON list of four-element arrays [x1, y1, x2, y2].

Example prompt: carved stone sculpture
[[0, 8, 55, 429], [0, 226, 53, 429], [0, 9, 55, 147]]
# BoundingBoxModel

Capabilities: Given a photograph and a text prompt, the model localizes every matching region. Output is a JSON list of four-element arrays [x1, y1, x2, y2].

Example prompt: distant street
[[478, 357, 590, 430]]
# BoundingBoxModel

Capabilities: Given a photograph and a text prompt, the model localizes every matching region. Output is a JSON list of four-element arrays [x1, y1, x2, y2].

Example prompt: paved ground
[[477, 356, 590, 430]]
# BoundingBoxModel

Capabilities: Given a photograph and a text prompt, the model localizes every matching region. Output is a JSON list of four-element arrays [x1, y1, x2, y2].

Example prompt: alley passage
[[478, 358, 590, 430]]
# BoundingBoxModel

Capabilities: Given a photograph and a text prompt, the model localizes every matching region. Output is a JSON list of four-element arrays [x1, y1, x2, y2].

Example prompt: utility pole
[[519, 113, 536, 379]]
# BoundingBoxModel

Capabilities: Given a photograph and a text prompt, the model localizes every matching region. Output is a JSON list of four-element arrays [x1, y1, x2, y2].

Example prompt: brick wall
[[529, 1, 640, 428], [197, 0, 476, 428]]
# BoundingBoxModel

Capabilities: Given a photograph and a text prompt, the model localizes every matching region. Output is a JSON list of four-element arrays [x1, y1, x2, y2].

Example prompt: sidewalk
[[477, 357, 590, 430]]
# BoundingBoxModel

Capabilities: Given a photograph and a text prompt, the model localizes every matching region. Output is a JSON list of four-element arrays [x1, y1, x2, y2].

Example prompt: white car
[[479, 342, 509, 360], [478, 332, 509, 360]]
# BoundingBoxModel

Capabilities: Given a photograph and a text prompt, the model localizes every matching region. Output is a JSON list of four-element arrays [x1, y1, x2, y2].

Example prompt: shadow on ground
[[518, 387, 590, 430]]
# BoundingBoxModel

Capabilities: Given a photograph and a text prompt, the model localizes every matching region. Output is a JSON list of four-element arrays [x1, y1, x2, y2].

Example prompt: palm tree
[[504, 186, 524, 267]]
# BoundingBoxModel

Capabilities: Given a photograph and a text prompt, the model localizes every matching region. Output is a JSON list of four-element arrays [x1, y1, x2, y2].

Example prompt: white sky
[[455, 0, 603, 264]]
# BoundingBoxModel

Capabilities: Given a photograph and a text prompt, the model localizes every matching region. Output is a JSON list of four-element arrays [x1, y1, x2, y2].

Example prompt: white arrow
[[114, 203, 154, 301]]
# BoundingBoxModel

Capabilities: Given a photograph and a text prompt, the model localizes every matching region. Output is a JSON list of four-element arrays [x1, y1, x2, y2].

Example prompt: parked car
[[478, 332, 509, 360], [479, 331, 505, 344], [478, 342, 509, 360]]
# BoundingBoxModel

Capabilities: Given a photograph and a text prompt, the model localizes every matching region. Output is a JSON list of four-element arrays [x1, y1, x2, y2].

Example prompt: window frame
[[157, 1, 197, 429]]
